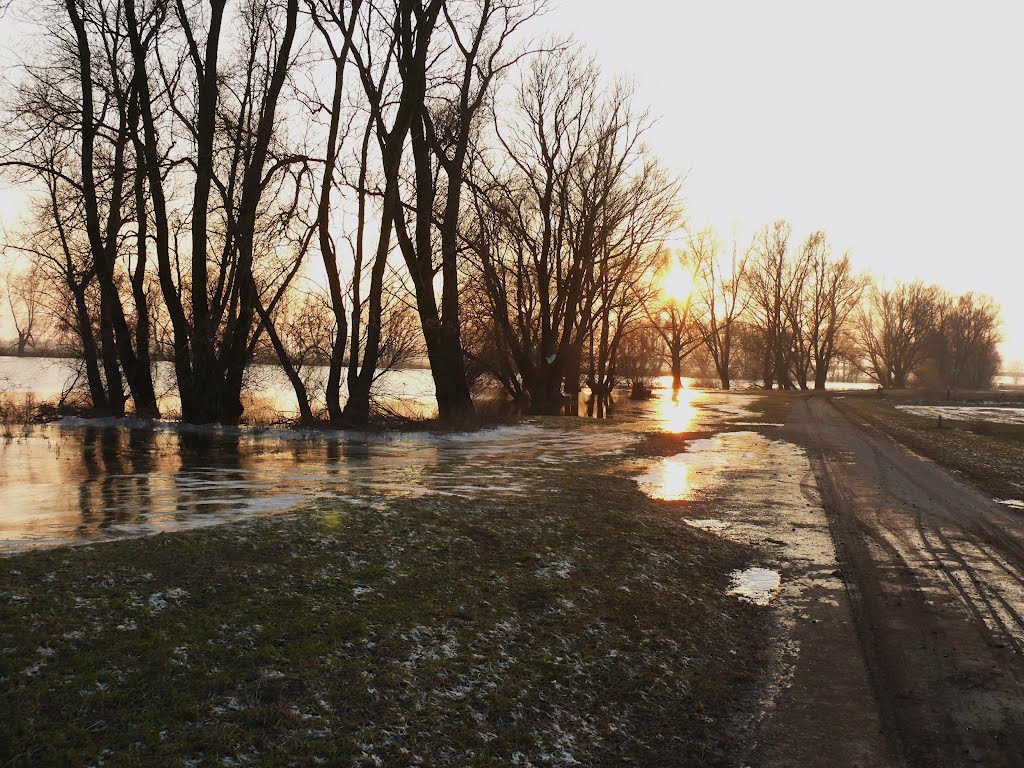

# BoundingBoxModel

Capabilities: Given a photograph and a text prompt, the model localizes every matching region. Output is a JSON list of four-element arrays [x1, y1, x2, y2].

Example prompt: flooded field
[[0, 355, 884, 555], [0, 420, 637, 550], [0, 380, 782, 551], [0, 355, 439, 419], [897, 404, 1024, 425]]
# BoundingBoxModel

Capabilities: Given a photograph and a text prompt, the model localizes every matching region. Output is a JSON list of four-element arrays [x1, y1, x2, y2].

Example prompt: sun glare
[[661, 260, 695, 304]]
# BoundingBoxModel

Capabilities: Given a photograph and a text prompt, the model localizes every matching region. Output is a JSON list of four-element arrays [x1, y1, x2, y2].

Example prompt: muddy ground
[[631, 391, 1024, 767], [795, 395, 1024, 767]]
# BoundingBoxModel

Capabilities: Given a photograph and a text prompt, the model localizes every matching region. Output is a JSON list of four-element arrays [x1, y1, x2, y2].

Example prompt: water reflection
[[729, 567, 782, 605], [0, 382, 771, 550], [636, 455, 694, 501], [0, 421, 637, 550], [656, 388, 701, 433], [634, 431, 759, 502]]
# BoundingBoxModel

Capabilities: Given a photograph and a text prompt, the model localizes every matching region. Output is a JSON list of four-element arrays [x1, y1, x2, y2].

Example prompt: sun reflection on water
[[657, 388, 701, 433], [636, 454, 693, 501]]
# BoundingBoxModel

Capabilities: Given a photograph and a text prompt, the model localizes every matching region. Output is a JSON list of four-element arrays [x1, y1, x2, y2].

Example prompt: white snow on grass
[[897, 404, 1024, 425]]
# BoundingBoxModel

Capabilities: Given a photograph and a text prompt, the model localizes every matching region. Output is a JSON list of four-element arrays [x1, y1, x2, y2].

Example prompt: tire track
[[796, 394, 1024, 768]]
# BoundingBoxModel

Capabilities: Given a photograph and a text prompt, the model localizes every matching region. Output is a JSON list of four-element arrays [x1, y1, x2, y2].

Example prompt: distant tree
[[932, 292, 1001, 389], [745, 220, 796, 389], [1010, 361, 1024, 387], [4, 265, 46, 356], [649, 250, 702, 390], [615, 320, 663, 401], [692, 232, 748, 390], [797, 234, 866, 390], [855, 281, 940, 388]]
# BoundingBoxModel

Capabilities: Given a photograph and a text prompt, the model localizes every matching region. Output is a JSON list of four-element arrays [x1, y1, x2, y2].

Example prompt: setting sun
[[661, 259, 695, 304]]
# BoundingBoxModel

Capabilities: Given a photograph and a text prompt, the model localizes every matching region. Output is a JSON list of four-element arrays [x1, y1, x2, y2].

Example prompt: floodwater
[[0, 421, 636, 551], [0, 350, 878, 553], [0, 355, 880, 420], [0, 355, 439, 420], [897, 404, 1024, 425]]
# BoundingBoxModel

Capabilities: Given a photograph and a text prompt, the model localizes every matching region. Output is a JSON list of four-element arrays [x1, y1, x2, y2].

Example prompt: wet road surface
[[798, 394, 1024, 767]]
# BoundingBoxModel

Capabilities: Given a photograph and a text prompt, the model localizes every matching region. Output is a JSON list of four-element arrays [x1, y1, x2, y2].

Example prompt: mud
[[803, 395, 1024, 767], [633, 408, 893, 768]]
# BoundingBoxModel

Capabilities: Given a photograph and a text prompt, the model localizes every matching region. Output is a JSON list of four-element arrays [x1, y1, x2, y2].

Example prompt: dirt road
[[794, 394, 1024, 767]]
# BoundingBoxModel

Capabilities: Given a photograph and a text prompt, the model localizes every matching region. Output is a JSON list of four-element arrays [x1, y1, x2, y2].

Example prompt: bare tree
[[795, 232, 865, 390], [62, 0, 160, 416], [124, 0, 303, 424], [855, 280, 940, 388], [692, 231, 747, 390], [466, 46, 676, 416], [390, 0, 542, 425], [615, 320, 663, 401], [4, 265, 46, 356], [932, 291, 1001, 389], [649, 250, 702, 390], [745, 220, 796, 389]]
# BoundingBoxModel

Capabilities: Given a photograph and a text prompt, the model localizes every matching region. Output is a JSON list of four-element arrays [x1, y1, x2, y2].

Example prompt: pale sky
[[542, 0, 1024, 363], [1, 1, 1021, 362]]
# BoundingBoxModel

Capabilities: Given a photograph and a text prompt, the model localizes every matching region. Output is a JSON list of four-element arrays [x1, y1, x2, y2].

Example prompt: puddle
[[634, 431, 759, 501], [729, 567, 782, 605]]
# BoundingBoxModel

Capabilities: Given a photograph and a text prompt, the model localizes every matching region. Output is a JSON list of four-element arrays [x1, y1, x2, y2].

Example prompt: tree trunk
[[73, 289, 110, 413], [423, 323, 476, 425]]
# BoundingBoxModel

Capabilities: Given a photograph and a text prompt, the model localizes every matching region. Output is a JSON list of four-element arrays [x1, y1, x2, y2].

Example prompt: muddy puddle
[[632, 425, 845, 613], [730, 567, 782, 605]]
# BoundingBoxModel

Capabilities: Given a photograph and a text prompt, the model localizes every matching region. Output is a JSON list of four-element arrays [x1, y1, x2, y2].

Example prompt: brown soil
[[786, 394, 1024, 767]]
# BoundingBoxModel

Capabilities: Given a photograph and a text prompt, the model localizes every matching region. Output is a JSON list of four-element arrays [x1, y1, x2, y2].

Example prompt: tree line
[[0, 0, 1004, 425], [612, 223, 1002, 397]]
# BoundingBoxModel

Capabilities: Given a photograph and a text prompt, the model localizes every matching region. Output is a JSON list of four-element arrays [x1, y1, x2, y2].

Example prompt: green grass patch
[[1, 450, 768, 767]]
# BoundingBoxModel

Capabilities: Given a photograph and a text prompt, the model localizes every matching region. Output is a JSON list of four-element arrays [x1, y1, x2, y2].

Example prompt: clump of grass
[[0, 391, 42, 437]]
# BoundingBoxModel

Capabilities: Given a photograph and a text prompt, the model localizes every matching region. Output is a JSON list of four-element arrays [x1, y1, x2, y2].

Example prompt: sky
[[1, 1, 1022, 362], [540, 0, 1024, 363]]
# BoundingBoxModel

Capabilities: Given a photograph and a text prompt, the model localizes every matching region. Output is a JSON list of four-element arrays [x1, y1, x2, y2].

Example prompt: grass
[[0, 433, 770, 767], [839, 392, 1024, 500]]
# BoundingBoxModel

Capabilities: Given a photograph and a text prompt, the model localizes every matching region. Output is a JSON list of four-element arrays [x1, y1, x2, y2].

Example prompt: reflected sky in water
[[0, 421, 636, 550], [0, 379, 770, 551], [656, 388, 701, 433], [635, 430, 761, 503]]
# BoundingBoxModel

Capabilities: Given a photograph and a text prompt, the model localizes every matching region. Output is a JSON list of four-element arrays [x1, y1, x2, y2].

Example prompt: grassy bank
[[1, 435, 768, 767], [838, 393, 1024, 500]]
